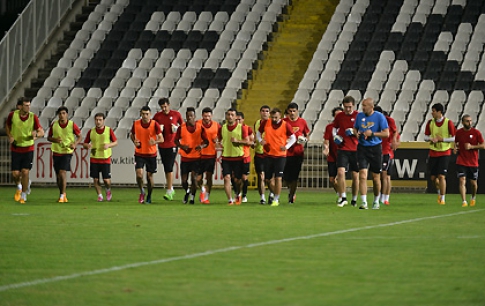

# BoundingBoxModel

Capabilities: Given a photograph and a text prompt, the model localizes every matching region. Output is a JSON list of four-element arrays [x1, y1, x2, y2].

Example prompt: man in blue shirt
[[353, 98, 389, 210]]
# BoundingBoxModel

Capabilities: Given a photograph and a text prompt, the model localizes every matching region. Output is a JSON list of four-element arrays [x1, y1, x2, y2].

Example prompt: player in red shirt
[[332, 96, 359, 207], [152, 98, 183, 201], [283, 102, 310, 204], [323, 106, 343, 200], [454, 114, 485, 207], [374, 106, 400, 206], [424, 103, 456, 205], [5, 97, 45, 203]]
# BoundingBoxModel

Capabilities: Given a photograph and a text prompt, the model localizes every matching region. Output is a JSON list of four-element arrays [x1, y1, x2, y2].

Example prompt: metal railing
[[0, 0, 77, 106]]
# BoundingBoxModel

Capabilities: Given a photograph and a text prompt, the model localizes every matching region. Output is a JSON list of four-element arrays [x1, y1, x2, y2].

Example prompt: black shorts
[[382, 154, 394, 175], [327, 161, 337, 178], [53, 154, 72, 173], [158, 147, 177, 173], [11, 151, 34, 171], [242, 161, 250, 175], [254, 154, 265, 173], [283, 155, 303, 182], [90, 163, 112, 180], [265, 156, 286, 178], [357, 144, 382, 174], [135, 156, 157, 173], [336, 150, 359, 172], [428, 155, 450, 176], [222, 159, 244, 179], [456, 165, 478, 180], [181, 160, 201, 175], [200, 158, 216, 174]]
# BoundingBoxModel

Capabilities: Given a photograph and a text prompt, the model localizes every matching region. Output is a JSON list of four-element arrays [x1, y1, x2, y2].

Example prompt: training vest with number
[[221, 123, 243, 157], [429, 118, 452, 152], [51, 120, 75, 154], [90, 127, 112, 159], [11, 110, 35, 147]]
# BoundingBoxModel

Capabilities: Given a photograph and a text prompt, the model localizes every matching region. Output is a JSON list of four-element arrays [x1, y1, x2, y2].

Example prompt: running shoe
[[14, 189, 21, 202], [359, 202, 368, 210], [138, 193, 145, 204], [106, 190, 112, 201], [270, 200, 279, 207], [470, 199, 476, 207], [337, 199, 348, 207]]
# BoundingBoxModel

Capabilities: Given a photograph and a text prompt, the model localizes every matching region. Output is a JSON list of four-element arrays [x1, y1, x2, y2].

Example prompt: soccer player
[[353, 98, 389, 210], [333, 96, 359, 207], [175, 107, 208, 204], [374, 106, 399, 206], [82, 113, 118, 202], [253, 105, 271, 204], [453, 114, 484, 207], [323, 106, 343, 200], [131, 106, 164, 204], [198, 107, 221, 204], [47, 106, 82, 203], [217, 108, 250, 205], [236, 111, 254, 203], [257, 108, 296, 206], [5, 97, 45, 203], [424, 103, 456, 205], [283, 102, 310, 203], [152, 97, 183, 200]]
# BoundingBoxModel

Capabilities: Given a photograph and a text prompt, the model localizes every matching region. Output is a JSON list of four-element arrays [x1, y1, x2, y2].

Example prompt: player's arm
[[82, 131, 91, 149], [323, 139, 330, 156]]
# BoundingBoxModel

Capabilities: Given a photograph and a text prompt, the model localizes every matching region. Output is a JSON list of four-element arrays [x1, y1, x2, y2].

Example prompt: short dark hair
[[202, 107, 212, 114], [226, 108, 237, 114], [236, 111, 244, 119], [94, 112, 106, 119], [287, 102, 299, 110], [17, 97, 29, 106], [270, 107, 282, 115], [186, 107, 196, 114], [141, 105, 151, 112], [260, 105, 270, 111], [57, 106, 69, 114], [158, 97, 170, 106], [331, 106, 343, 117], [374, 106, 389, 117], [342, 96, 355, 105], [432, 103, 444, 114]]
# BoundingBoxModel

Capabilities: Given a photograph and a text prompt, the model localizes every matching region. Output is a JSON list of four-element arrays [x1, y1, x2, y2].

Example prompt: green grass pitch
[[1, 186, 484, 305]]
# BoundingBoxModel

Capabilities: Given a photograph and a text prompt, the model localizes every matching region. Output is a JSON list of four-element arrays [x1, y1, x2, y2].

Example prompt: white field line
[[0, 209, 483, 292]]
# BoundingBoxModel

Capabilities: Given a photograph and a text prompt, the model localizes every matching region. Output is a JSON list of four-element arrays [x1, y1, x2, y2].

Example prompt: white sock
[[361, 195, 367, 203]]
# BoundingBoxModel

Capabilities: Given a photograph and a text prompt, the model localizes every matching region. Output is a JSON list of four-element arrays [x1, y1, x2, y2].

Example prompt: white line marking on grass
[[1, 209, 483, 292]]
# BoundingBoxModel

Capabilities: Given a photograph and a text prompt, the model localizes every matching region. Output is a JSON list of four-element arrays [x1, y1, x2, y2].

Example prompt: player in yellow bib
[[47, 106, 82, 203], [5, 97, 45, 203], [83, 113, 118, 202]]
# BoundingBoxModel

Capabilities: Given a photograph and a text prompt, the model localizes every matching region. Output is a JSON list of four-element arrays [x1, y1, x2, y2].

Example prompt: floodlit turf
[[1, 186, 484, 305]]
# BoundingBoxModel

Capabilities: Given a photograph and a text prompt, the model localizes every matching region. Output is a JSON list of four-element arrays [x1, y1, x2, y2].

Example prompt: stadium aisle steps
[[238, 0, 338, 124]]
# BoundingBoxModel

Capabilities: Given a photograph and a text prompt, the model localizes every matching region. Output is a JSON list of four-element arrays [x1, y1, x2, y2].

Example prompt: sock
[[106, 188, 111, 192], [361, 195, 367, 203], [471, 196, 476, 200], [206, 192, 210, 201], [352, 195, 358, 201], [260, 194, 266, 201], [98, 193, 103, 198], [60, 193, 65, 199], [274, 194, 280, 201], [17, 184, 22, 190], [21, 192, 26, 200], [375, 193, 381, 203], [441, 195, 445, 202], [140, 188, 145, 194], [190, 194, 195, 201], [341, 192, 347, 199]]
